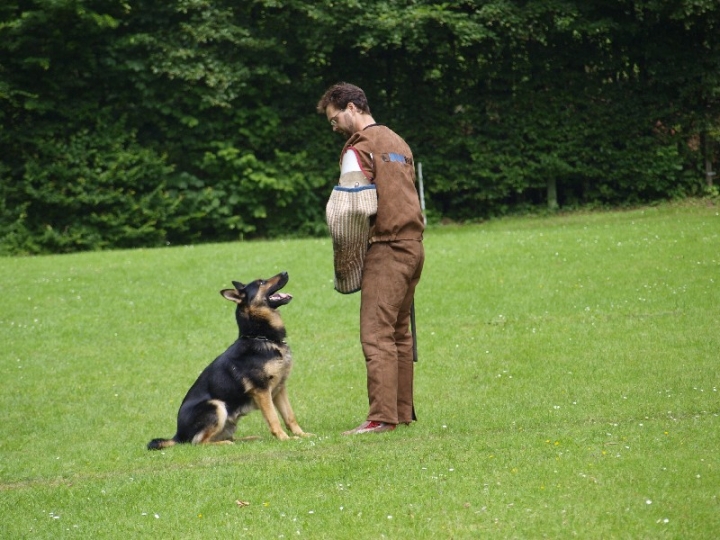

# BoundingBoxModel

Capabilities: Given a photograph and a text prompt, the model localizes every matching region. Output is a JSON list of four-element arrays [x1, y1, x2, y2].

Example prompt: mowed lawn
[[1, 200, 718, 539]]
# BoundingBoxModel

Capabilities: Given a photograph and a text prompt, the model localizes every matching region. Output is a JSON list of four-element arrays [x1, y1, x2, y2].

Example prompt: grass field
[[1, 200, 719, 539]]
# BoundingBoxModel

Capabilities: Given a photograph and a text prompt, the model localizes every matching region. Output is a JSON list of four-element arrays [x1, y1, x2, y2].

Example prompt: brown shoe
[[342, 421, 396, 435]]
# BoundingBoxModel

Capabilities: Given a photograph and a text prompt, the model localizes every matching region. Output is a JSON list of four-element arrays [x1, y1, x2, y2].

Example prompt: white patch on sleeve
[[340, 148, 363, 175]]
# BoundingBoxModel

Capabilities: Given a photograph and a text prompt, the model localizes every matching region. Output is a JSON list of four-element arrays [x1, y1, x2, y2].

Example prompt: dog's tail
[[147, 437, 177, 451]]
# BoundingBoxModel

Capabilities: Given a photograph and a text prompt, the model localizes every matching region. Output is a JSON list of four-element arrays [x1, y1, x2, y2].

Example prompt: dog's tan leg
[[252, 390, 290, 440], [192, 400, 230, 445], [273, 386, 309, 437]]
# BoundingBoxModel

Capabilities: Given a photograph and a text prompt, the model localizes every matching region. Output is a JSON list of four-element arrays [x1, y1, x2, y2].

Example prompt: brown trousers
[[360, 240, 425, 424]]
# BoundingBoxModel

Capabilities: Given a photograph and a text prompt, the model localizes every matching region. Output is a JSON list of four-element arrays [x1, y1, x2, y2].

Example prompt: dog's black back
[[148, 271, 307, 449]]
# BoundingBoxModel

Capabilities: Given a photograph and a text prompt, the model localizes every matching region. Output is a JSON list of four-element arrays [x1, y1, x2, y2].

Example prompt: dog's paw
[[289, 426, 313, 437], [237, 435, 262, 442]]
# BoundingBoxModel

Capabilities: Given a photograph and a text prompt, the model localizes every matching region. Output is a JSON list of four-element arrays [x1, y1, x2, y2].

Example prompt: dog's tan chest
[[265, 348, 293, 385], [237, 343, 292, 395]]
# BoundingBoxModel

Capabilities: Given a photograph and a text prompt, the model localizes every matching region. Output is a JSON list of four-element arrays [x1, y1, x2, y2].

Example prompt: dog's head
[[220, 272, 292, 340]]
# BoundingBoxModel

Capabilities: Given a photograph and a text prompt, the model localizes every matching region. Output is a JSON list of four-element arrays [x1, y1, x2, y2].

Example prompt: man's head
[[317, 82, 371, 115], [317, 82, 373, 137]]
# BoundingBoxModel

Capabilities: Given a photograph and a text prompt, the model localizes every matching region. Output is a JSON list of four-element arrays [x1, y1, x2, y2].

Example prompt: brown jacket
[[341, 124, 425, 243]]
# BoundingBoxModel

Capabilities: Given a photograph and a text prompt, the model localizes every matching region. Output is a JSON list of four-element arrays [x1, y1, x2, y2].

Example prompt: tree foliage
[[1, 0, 719, 254]]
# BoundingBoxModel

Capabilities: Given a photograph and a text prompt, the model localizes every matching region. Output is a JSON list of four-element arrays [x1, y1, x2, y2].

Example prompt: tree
[[1, 0, 718, 254]]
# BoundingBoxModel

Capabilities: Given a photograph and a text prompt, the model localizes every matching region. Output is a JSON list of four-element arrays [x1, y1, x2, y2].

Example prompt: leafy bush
[[1, 124, 176, 254], [1, 0, 717, 254]]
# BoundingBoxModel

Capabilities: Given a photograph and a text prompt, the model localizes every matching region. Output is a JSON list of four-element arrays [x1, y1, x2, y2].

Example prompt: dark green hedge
[[1, 0, 718, 255]]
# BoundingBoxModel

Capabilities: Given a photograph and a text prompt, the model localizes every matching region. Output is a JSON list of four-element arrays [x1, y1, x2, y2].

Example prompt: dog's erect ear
[[221, 289, 244, 303], [232, 281, 245, 290]]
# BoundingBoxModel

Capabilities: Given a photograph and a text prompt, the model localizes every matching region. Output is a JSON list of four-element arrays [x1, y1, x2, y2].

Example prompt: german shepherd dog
[[147, 272, 308, 450]]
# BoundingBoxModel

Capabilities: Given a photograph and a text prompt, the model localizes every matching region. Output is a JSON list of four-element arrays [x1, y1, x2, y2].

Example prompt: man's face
[[325, 104, 352, 138]]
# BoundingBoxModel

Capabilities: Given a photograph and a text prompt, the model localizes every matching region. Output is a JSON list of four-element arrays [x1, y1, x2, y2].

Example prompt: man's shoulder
[[350, 125, 410, 150]]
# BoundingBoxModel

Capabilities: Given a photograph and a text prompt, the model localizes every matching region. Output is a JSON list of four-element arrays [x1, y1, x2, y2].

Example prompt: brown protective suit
[[339, 124, 425, 424]]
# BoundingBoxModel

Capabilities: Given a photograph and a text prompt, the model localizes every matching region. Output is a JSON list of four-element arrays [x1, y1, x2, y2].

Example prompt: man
[[317, 82, 425, 435]]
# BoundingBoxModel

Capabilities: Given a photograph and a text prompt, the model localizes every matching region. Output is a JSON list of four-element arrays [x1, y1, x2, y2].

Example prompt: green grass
[[1, 200, 719, 539]]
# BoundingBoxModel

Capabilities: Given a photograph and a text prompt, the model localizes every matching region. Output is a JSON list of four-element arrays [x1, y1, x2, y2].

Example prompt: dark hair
[[316, 82, 371, 114]]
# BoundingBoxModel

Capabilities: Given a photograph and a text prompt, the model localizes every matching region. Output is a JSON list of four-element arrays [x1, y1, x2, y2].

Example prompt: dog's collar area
[[241, 335, 286, 344]]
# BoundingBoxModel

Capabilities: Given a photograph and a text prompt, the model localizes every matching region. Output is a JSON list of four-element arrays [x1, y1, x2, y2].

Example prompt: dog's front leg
[[251, 389, 290, 440], [273, 385, 309, 437]]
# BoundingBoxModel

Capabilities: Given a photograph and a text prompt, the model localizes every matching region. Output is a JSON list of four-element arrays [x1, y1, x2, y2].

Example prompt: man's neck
[[354, 114, 376, 133]]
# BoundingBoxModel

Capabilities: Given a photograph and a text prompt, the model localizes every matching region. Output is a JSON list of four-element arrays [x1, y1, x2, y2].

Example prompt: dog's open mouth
[[268, 292, 292, 308]]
